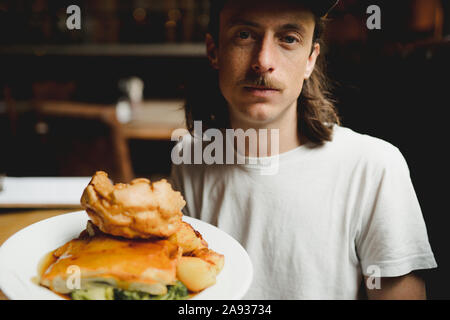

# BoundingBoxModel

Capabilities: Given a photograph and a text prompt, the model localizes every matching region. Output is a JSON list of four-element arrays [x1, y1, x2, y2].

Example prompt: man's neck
[[229, 103, 302, 157]]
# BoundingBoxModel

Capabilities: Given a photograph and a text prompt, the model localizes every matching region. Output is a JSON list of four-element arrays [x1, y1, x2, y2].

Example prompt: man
[[171, 0, 437, 299]]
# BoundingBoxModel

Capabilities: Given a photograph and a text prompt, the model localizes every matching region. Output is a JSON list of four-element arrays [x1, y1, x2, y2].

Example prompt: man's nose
[[251, 36, 276, 74]]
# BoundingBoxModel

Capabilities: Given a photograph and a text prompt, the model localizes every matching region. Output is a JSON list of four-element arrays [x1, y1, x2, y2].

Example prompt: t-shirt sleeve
[[356, 146, 437, 277]]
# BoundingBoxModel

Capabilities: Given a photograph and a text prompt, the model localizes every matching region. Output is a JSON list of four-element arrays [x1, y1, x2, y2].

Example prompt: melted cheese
[[39, 230, 181, 295]]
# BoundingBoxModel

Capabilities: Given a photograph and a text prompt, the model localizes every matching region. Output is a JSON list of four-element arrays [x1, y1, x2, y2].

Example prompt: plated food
[[37, 171, 224, 300]]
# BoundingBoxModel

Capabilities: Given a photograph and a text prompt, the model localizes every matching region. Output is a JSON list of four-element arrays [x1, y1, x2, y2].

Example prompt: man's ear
[[304, 43, 320, 79], [206, 33, 219, 70]]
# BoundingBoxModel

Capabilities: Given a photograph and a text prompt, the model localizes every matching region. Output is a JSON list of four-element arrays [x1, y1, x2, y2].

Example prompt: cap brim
[[300, 0, 339, 17]]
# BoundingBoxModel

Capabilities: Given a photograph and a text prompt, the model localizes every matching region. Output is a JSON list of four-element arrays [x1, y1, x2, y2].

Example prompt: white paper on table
[[0, 177, 92, 208]]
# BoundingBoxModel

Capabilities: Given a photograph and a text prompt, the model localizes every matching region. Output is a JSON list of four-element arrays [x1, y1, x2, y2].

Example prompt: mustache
[[237, 74, 285, 91]]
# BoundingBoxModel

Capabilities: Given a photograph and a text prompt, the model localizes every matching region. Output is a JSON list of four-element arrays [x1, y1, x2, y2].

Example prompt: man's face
[[207, 0, 320, 127]]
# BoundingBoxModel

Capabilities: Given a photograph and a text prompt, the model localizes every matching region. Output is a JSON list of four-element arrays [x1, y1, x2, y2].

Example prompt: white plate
[[0, 211, 253, 300]]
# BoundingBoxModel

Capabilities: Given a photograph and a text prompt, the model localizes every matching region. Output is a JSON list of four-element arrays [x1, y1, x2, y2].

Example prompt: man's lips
[[243, 86, 280, 97], [244, 85, 279, 91]]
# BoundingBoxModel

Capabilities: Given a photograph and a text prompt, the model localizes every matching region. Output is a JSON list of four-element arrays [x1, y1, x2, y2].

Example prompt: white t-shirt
[[170, 126, 437, 299]]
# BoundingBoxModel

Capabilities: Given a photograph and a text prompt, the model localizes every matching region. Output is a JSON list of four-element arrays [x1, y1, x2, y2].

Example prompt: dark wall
[[327, 41, 449, 299]]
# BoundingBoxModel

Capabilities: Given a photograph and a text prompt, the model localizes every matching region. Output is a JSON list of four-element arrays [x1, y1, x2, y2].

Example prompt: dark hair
[[185, 0, 340, 145]]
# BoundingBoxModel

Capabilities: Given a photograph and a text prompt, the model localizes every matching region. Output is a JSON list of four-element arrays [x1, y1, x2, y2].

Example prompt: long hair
[[185, 2, 340, 146]]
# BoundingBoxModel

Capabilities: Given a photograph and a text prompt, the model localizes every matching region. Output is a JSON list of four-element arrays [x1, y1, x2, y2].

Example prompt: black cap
[[208, 0, 339, 40], [303, 0, 339, 17], [210, 0, 339, 18]]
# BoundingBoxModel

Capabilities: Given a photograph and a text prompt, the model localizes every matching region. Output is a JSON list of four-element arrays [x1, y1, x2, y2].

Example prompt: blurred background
[[0, 0, 449, 298]]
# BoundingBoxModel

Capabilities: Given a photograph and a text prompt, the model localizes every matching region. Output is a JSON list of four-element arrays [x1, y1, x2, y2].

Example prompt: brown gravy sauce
[[31, 250, 70, 300]]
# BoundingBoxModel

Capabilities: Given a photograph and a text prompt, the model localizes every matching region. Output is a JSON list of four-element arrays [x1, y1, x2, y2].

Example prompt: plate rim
[[0, 211, 253, 300]]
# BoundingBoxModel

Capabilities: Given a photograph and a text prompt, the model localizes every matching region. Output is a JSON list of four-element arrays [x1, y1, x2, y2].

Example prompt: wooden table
[[0, 208, 76, 300]]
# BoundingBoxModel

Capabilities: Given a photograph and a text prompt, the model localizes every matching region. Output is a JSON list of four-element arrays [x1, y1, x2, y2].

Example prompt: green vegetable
[[113, 288, 152, 300], [151, 281, 189, 300], [70, 281, 189, 300], [71, 285, 114, 300]]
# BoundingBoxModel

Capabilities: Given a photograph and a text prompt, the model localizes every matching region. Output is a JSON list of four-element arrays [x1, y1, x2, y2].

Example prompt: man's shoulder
[[333, 125, 399, 152], [331, 126, 406, 171]]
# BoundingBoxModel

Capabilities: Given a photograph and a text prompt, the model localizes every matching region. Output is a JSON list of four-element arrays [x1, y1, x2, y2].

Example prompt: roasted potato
[[168, 222, 208, 254], [192, 248, 225, 274], [176, 256, 217, 292]]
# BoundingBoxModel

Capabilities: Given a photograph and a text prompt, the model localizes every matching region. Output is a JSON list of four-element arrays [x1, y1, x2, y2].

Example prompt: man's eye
[[282, 36, 299, 44], [238, 31, 251, 39]]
